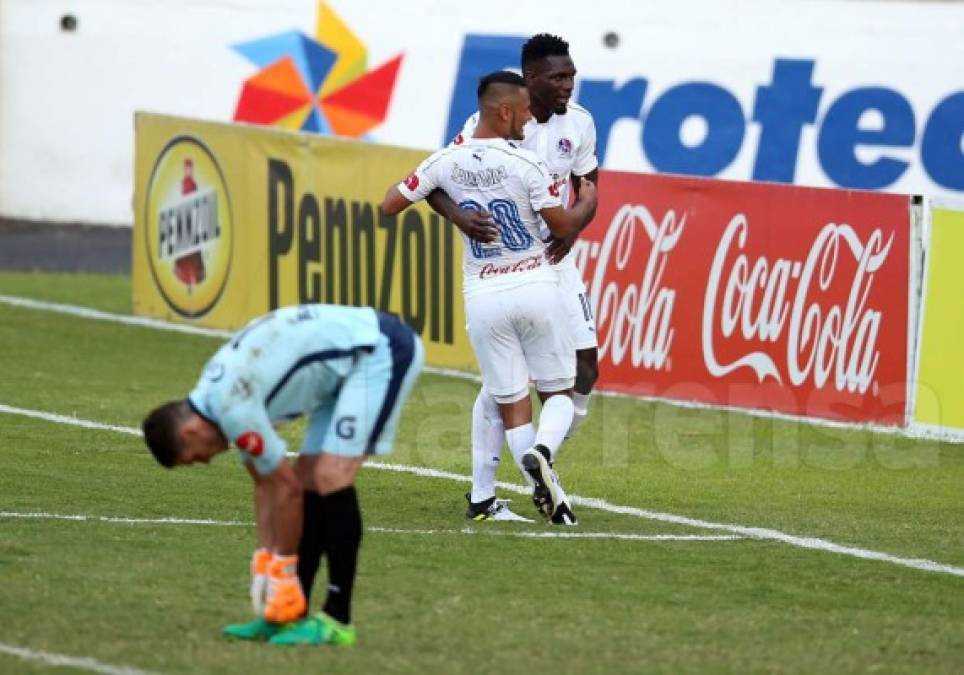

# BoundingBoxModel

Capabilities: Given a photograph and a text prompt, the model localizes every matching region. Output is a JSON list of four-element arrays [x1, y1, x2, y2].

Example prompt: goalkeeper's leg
[[297, 489, 325, 603]]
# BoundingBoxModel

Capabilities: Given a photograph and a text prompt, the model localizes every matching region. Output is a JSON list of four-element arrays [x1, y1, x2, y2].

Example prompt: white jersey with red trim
[[396, 137, 563, 298], [457, 103, 598, 257]]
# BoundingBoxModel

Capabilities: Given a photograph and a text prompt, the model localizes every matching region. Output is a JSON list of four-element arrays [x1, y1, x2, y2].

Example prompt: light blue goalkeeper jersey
[[187, 304, 387, 475]]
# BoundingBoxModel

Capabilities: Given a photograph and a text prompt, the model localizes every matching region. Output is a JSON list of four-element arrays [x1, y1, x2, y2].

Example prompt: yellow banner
[[133, 112, 475, 372], [913, 205, 964, 430]]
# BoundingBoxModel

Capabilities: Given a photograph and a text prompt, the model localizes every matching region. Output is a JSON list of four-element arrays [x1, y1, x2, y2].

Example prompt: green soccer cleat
[[222, 617, 285, 641], [268, 612, 357, 647]]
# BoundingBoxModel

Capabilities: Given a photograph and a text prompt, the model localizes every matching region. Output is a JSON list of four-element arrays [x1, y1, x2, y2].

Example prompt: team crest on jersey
[[404, 173, 419, 190], [557, 137, 573, 157], [235, 431, 264, 457]]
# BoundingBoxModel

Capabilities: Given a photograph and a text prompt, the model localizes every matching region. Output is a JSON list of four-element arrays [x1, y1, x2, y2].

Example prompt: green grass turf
[[0, 272, 962, 674]]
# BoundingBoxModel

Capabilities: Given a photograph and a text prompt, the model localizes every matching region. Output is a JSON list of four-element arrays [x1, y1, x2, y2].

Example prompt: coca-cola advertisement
[[571, 171, 911, 426]]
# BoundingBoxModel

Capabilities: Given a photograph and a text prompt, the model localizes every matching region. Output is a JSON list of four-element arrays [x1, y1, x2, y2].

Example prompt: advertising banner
[[132, 112, 475, 372], [912, 203, 964, 435], [572, 172, 913, 425], [4, 0, 963, 225]]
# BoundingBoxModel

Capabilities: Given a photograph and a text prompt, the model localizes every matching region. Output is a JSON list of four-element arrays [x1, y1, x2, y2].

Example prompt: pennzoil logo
[[145, 136, 233, 318]]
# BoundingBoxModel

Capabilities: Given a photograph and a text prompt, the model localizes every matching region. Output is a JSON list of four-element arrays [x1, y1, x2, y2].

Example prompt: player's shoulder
[[565, 102, 597, 132], [422, 143, 462, 169], [494, 141, 546, 172]]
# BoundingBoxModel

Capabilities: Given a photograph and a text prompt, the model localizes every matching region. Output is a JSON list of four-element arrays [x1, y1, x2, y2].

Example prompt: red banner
[[573, 171, 911, 425]]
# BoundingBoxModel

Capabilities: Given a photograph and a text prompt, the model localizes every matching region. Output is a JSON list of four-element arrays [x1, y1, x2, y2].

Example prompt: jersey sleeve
[[526, 159, 564, 212], [213, 394, 288, 476], [571, 116, 599, 177], [396, 151, 443, 203]]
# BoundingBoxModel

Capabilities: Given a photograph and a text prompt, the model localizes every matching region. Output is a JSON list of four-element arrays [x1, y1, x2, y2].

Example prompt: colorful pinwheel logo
[[232, 1, 403, 137]]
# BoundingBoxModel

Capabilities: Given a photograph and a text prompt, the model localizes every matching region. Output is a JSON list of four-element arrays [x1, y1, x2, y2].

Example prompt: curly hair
[[521, 33, 570, 70]]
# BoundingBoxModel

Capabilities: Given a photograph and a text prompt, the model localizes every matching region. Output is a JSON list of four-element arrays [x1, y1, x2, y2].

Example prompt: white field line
[[0, 404, 141, 436], [2, 404, 962, 578], [5, 293, 964, 443], [0, 642, 156, 675], [0, 512, 738, 542], [0, 511, 247, 526]]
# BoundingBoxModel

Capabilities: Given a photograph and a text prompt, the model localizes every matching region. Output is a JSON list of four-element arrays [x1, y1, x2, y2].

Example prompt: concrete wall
[[1, 0, 962, 226]]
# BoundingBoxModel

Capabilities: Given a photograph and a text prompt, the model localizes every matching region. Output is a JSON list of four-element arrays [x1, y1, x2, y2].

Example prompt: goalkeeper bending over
[[141, 304, 424, 646]]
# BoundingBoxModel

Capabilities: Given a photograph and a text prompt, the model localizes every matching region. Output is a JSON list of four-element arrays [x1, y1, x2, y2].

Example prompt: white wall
[[1, 0, 962, 225]]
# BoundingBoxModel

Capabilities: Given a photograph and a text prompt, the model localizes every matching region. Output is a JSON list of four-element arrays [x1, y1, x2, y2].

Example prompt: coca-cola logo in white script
[[702, 215, 894, 392], [580, 204, 683, 370]]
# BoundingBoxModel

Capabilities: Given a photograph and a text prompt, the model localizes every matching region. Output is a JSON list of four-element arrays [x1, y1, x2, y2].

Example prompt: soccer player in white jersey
[[141, 304, 424, 646], [428, 35, 600, 522], [382, 71, 597, 524]]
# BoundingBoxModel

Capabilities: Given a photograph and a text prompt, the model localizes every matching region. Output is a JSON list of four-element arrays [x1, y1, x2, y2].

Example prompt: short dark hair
[[521, 33, 570, 70], [142, 400, 190, 468], [477, 70, 526, 100]]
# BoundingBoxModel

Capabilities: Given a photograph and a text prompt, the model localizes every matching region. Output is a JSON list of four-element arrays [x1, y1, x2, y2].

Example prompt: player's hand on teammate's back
[[249, 548, 272, 614], [263, 554, 307, 623], [546, 234, 577, 264], [452, 208, 499, 243]]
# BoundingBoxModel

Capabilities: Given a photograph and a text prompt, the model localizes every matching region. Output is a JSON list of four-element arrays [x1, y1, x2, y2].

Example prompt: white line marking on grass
[[371, 525, 741, 541], [0, 642, 157, 675], [0, 512, 738, 542], [0, 511, 247, 526], [0, 295, 478, 384], [0, 295, 233, 339], [0, 404, 141, 436], [2, 403, 963, 578]]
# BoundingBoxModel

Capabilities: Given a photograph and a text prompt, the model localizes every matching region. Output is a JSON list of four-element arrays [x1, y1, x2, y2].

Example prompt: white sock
[[566, 391, 591, 440], [505, 423, 536, 484], [535, 395, 575, 461], [470, 389, 504, 502]]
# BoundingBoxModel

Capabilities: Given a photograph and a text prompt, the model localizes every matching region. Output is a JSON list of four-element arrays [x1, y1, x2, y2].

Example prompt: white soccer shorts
[[556, 263, 598, 350], [465, 281, 575, 399]]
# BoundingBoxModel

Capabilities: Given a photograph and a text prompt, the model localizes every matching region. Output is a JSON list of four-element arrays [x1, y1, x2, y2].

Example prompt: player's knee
[[576, 348, 599, 389], [314, 455, 363, 495], [475, 387, 501, 422]]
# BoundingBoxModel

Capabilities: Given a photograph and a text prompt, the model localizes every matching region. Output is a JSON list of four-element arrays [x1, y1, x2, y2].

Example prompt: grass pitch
[[0, 272, 961, 675]]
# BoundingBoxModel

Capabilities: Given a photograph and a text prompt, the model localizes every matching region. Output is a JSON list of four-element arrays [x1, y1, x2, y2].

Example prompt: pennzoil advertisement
[[133, 112, 471, 372]]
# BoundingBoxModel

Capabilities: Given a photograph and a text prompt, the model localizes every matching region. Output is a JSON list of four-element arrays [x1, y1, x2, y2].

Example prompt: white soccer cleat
[[465, 494, 534, 522]]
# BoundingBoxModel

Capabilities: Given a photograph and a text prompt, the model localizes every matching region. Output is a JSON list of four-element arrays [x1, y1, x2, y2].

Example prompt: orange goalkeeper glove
[[249, 548, 273, 615], [263, 554, 306, 624]]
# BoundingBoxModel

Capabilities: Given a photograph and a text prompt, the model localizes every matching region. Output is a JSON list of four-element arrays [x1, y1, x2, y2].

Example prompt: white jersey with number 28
[[396, 137, 563, 298]]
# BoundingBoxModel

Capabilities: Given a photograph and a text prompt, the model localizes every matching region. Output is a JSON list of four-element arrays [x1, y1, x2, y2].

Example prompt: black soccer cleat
[[521, 444, 563, 520], [550, 501, 578, 526]]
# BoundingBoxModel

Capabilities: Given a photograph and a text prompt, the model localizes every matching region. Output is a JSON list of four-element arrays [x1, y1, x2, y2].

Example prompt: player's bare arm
[[547, 169, 600, 263], [380, 185, 414, 216], [540, 176, 598, 239], [426, 189, 498, 243]]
